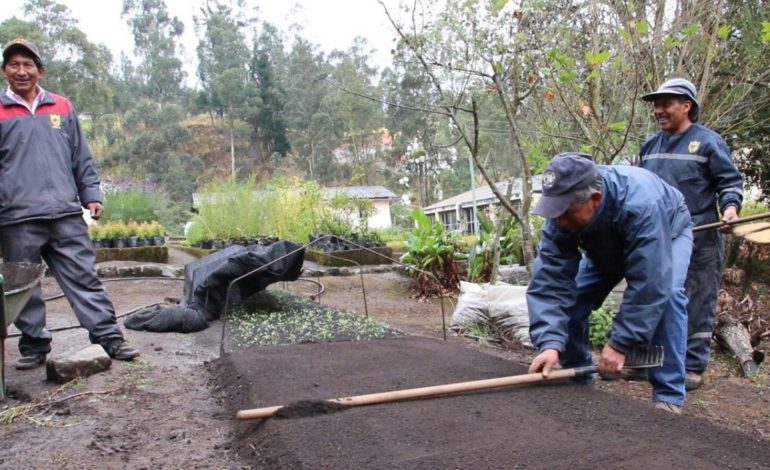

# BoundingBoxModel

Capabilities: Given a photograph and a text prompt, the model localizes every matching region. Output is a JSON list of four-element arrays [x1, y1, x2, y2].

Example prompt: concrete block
[[46, 344, 112, 384]]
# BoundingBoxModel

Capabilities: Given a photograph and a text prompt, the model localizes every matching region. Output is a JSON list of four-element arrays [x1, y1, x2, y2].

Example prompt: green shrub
[[188, 175, 325, 245], [400, 208, 463, 296], [88, 224, 105, 240], [374, 227, 407, 243], [101, 189, 163, 223], [466, 213, 496, 282], [740, 199, 770, 217], [91, 220, 166, 240], [500, 216, 544, 266], [250, 176, 322, 241], [389, 199, 414, 230], [317, 192, 372, 237], [589, 299, 616, 348], [185, 221, 207, 246]]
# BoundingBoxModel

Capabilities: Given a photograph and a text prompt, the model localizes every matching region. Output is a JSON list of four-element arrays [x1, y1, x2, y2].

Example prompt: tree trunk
[[309, 139, 316, 181], [490, 178, 515, 284], [715, 315, 761, 378], [230, 129, 235, 179]]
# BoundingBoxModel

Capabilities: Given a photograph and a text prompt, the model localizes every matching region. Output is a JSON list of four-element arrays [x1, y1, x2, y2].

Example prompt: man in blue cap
[[639, 78, 744, 391], [526, 153, 692, 414]]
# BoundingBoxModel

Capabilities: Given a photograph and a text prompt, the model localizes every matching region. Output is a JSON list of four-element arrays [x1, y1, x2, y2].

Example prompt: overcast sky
[[1, 0, 400, 85]]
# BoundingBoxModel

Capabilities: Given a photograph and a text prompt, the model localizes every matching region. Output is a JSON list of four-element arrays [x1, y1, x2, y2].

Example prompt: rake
[[236, 345, 664, 420]]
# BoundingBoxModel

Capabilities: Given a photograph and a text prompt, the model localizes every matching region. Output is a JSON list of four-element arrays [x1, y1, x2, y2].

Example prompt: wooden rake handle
[[237, 367, 588, 420], [693, 211, 770, 232]]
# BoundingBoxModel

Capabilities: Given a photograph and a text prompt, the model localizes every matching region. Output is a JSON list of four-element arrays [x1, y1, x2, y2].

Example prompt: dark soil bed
[[210, 336, 770, 469]]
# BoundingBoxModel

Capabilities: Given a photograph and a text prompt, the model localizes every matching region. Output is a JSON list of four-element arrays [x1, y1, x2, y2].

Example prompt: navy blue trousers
[[0, 215, 123, 356]]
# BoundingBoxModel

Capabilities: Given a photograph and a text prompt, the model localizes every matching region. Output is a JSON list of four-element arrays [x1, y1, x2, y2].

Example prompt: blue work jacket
[[640, 123, 743, 234], [527, 165, 692, 354]]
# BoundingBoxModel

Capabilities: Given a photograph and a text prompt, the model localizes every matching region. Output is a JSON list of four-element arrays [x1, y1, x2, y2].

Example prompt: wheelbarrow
[[0, 262, 46, 400]]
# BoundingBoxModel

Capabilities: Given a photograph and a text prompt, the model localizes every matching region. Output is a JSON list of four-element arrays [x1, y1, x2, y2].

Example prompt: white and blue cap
[[533, 153, 599, 219], [641, 78, 700, 122]]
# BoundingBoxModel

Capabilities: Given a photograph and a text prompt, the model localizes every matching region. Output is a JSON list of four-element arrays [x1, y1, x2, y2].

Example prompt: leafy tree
[[0, 0, 114, 119], [121, 0, 187, 105], [379, 0, 540, 269], [105, 99, 202, 215], [381, 65, 455, 206], [283, 36, 339, 182], [323, 38, 388, 185], [248, 23, 290, 160], [195, 0, 254, 178]]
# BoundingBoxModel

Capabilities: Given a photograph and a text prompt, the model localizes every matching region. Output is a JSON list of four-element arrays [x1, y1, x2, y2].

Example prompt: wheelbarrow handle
[[693, 211, 770, 232]]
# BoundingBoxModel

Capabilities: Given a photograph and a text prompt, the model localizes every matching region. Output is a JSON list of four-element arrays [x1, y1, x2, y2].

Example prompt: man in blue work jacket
[[0, 38, 139, 369], [526, 153, 692, 414], [640, 78, 743, 391]]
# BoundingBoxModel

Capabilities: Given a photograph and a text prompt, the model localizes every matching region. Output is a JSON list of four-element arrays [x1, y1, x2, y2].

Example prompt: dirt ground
[[0, 254, 768, 468]]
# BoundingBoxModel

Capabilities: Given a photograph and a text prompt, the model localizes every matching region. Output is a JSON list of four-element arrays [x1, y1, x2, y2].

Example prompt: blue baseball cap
[[641, 78, 700, 122], [534, 153, 599, 219]]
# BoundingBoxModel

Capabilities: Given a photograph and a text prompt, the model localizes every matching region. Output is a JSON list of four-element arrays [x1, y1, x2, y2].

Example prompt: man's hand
[[598, 344, 625, 375], [86, 201, 104, 220], [528, 349, 560, 376], [721, 205, 739, 233]]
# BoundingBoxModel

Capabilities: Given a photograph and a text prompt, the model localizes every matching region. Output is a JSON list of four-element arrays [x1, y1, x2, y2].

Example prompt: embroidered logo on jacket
[[50, 114, 62, 129], [688, 140, 701, 153]]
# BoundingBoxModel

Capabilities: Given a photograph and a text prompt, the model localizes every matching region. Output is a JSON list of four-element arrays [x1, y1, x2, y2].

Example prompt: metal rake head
[[624, 345, 665, 369]]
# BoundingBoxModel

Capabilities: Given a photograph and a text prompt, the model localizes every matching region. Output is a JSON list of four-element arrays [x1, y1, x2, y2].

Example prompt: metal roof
[[423, 176, 543, 213], [324, 186, 398, 200]]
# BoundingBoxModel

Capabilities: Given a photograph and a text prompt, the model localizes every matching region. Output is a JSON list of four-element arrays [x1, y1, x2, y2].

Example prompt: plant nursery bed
[[304, 246, 393, 266], [2, 270, 768, 469], [94, 245, 168, 263], [211, 335, 770, 469], [227, 289, 403, 347], [172, 244, 214, 259]]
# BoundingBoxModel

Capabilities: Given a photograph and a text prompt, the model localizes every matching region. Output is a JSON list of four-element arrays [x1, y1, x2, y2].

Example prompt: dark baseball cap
[[533, 153, 599, 219], [2, 38, 42, 64], [641, 78, 700, 122]]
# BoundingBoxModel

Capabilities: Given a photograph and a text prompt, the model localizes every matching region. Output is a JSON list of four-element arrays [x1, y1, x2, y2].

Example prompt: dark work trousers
[[0, 214, 124, 356], [684, 232, 724, 373]]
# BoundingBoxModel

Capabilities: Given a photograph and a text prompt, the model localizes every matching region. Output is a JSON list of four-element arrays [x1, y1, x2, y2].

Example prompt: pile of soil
[[212, 336, 770, 469]]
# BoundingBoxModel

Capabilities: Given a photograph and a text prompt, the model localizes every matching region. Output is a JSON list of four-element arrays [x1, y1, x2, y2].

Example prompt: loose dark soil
[[216, 336, 770, 469], [0, 254, 768, 468]]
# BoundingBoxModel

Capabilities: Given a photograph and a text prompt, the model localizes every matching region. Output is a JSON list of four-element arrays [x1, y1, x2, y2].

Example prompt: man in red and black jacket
[[0, 38, 139, 369]]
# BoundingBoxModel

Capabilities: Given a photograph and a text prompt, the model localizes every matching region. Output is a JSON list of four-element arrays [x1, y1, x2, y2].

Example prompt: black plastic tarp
[[125, 240, 304, 333]]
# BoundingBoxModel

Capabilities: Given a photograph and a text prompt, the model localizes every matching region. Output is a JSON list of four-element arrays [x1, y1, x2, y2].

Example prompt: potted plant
[[126, 220, 140, 248], [149, 221, 166, 246], [136, 222, 152, 247], [89, 224, 105, 248], [100, 222, 115, 248], [113, 222, 129, 248]]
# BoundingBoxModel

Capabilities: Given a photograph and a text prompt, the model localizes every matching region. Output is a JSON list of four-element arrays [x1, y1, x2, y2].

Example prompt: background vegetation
[[1, 0, 768, 240]]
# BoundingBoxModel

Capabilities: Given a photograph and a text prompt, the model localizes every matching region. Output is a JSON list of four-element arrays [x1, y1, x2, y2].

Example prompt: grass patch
[[229, 289, 403, 348], [462, 323, 499, 347]]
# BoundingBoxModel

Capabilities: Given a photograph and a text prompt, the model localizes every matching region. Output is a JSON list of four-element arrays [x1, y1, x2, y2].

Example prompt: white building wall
[[368, 200, 392, 229]]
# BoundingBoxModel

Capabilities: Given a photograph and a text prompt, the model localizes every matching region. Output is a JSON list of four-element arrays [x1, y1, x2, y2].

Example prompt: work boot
[[653, 401, 682, 415], [103, 340, 140, 361], [684, 371, 704, 391], [15, 353, 47, 370]]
